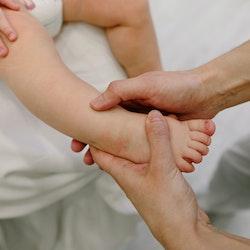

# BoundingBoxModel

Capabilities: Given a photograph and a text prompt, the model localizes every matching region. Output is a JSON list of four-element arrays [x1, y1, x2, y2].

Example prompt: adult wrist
[[194, 63, 249, 115], [161, 223, 207, 250], [161, 209, 224, 250], [194, 43, 250, 113]]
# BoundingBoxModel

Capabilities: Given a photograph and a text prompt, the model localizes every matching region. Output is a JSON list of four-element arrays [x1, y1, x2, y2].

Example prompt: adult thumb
[[146, 111, 176, 172], [90, 77, 146, 111]]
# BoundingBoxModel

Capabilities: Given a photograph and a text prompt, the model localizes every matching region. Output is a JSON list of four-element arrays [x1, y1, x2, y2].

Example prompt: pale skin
[[89, 41, 250, 120], [0, 4, 215, 172], [0, 0, 162, 77], [63, 0, 162, 77], [1, 2, 249, 249], [0, 0, 35, 56], [91, 110, 250, 250], [85, 41, 250, 248]]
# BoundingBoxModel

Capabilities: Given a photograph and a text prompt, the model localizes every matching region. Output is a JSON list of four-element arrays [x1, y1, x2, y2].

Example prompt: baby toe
[[190, 131, 211, 146], [188, 119, 216, 136], [189, 140, 209, 156], [183, 148, 203, 164], [84, 150, 94, 165], [176, 158, 195, 173]]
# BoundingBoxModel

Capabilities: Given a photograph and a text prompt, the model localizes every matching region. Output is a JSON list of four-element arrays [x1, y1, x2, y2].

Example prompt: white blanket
[[0, 21, 137, 250], [0, 0, 250, 249]]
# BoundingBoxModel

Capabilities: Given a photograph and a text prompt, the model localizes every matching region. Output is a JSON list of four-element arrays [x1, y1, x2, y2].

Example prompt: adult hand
[[89, 70, 221, 121], [0, 0, 35, 57], [90, 40, 250, 121], [89, 110, 210, 248], [89, 110, 250, 250], [71, 70, 219, 161]]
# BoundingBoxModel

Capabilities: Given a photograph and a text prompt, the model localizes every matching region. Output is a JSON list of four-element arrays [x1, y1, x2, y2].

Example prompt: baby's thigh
[[63, 0, 147, 27]]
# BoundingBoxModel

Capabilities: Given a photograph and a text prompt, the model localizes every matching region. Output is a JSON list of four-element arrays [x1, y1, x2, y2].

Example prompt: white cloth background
[[0, 0, 250, 249], [130, 1, 250, 249]]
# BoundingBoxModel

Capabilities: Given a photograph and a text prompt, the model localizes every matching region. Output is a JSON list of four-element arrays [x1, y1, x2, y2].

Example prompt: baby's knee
[[63, 0, 80, 21], [115, 0, 151, 27]]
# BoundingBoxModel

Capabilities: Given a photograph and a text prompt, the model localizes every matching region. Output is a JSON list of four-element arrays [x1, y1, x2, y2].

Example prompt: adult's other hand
[[89, 110, 250, 250], [90, 70, 220, 120], [90, 110, 208, 248]]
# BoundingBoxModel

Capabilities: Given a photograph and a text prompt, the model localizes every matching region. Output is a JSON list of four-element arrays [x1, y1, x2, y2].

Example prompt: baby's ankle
[[118, 112, 150, 163]]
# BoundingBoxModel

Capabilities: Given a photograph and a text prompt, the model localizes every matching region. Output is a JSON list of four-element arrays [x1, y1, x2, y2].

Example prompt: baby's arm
[[0, 7, 149, 163], [63, 0, 162, 77]]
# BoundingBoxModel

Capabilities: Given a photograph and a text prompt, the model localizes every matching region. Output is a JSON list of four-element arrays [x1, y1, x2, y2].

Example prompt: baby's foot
[[166, 115, 215, 173]]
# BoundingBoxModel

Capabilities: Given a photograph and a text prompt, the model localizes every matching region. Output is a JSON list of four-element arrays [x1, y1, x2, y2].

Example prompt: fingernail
[[8, 32, 17, 41], [148, 110, 163, 122]]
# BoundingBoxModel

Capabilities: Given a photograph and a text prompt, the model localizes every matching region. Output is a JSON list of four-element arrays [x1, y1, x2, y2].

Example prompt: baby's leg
[[63, 0, 162, 77]]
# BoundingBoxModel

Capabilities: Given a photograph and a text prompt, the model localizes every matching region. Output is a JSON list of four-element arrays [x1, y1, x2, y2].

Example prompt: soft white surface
[[128, 0, 250, 248], [131, 1, 250, 248], [31, 0, 63, 37], [150, 0, 250, 207], [0, 0, 250, 249], [0, 4, 137, 250]]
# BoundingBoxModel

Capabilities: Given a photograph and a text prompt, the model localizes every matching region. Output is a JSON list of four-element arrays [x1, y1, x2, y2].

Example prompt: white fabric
[[150, 0, 250, 241], [0, 1, 138, 249], [30, 0, 63, 37], [206, 136, 250, 214], [0, 0, 136, 218], [0, 0, 250, 249]]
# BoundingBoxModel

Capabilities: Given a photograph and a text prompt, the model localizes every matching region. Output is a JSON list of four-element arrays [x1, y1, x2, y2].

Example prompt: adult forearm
[[164, 223, 250, 250], [196, 41, 250, 113]]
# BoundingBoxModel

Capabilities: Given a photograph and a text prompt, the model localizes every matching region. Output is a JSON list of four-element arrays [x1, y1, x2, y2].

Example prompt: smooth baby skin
[[63, 0, 162, 77], [0, 7, 148, 163], [0, 7, 214, 171]]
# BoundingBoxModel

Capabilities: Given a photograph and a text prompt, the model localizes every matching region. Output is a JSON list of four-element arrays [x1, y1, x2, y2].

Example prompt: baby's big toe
[[188, 119, 216, 136]]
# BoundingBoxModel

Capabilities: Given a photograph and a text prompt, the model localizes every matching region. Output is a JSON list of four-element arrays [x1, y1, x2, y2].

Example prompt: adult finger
[[90, 77, 147, 111], [0, 0, 20, 10], [0, 8, 17, 42], [146, 110, 176, 172]]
